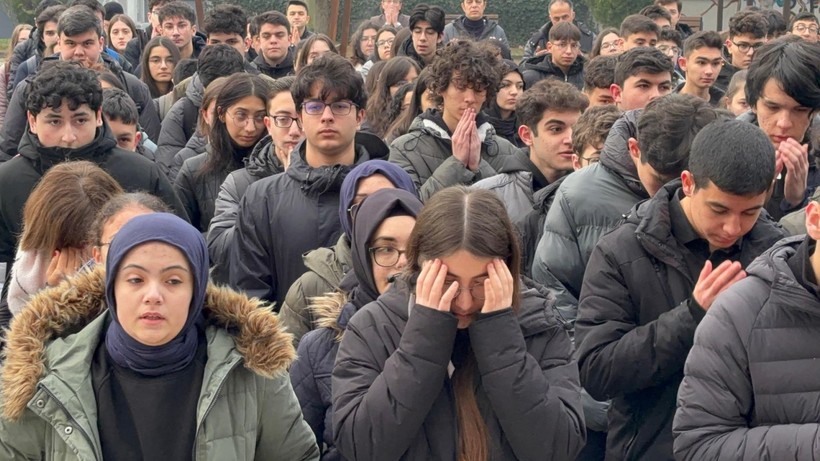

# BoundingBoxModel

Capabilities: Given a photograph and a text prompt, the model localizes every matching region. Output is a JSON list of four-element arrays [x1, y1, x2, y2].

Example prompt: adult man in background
[[370, 0, 410, 28], [524, 0, 595, 58]]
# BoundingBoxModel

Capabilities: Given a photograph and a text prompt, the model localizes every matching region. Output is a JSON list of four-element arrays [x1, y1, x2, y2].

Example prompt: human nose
[[143, 280, 164, 304], [395, 252, 408, 270], [776, 111, 793, 130], [463, 88, 477, 103], [320, 104, 336, 121], [61, 124, 78, 144], [288, 120, 303, 137], [723, 215, 741, 237], [452, 287, 472, 311]]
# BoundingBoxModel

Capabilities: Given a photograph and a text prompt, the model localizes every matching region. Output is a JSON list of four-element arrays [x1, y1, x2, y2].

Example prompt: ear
[[98, 35, 105, 49], [356, 108, 365, 127], [724, 38, 733, 50], [95, 109, 103, 127], [134, 131, 142, 145], [436, 33, 443, 44], [681, 170, 696, 196], [546, 41, 554, 53], [191, 24, 197, 33], [610, 83, 622, 105], [263, 114, 273, 131], [518, 124, 534, 147], [572, 153, 582, 171], [677, 56, 687, 72], [806, 200, 820, 240], [27, 111, 37, 134], [627, 137, 641, 163]]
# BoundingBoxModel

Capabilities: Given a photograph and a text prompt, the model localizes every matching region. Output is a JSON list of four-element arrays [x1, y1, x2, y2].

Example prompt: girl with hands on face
[[332, 186, 585, 461]]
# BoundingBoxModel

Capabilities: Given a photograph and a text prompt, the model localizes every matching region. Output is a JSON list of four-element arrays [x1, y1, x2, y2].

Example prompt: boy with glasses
[[656, 27, 684, 87], [788, 11, 819, 42], [715, 10, 768, 92], [521, 22, 585, 90], [230, 54, 389, 307]]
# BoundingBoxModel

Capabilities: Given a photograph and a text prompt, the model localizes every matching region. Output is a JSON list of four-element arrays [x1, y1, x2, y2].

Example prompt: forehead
[[107, 118, 137, 134], [502, 71, 523, 81], [694, 181, 767, 208], [688, 46, 722, 58], [627, 31, 657, 40], [537, 109, 582, 126], [287, 5, 307, 13], [760, 78, 803, 107], [36, 103, 95, 117], [731, 32, 765, 42], [413, 20, 433, 29], [121, 241, 188, 265], [625, 71, 671, 84], [61, 29, 100, 40], [269, 90, 296, 111], [149, 45, 172, 56], [161, 15, 190, 24], [794, 19, 818, 27], [210, 31, 242, 39], [310, 41, 331, 52], [260, 23, 288, 34], [549, 2, 572, 14]]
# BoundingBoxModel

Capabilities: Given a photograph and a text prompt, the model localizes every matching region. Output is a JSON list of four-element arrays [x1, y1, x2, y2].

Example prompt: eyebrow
[[445, 271, 489, 280], [121, 263, 190, 273], [706, 200, 763, 212], [371, 236, 398, 244], [544, 119, 568, 126]]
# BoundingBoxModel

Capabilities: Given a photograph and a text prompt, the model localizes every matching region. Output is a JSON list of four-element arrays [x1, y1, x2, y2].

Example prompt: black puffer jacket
[[5, 29, 39, 100], [515, 175, 566, 279], [523, 20, 595, 58], [520, 54, 585, 90], [674, 235, 820, 460], [253, 49, 295, 79], [332, 278, 585, 461], [155, 74, 205, 178], [229, 136, 388, 306], [575, 180, 785, 461], [170, 133, 207, 182]]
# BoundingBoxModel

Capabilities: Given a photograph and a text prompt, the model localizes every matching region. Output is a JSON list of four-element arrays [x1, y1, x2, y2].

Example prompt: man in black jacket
[[523, 0, 595, 58], [7, 3, 64, 100], [655, 0, 693, 39], [230, 53, 389, 307], [575, 119, 786, 461], [397, 4, 445, 69], [156, 2, 205, 61], [251, 11, 296, 79], [5, 0, 61, 100], [0, 62, 185, 300], [521, 22, 585, 90]]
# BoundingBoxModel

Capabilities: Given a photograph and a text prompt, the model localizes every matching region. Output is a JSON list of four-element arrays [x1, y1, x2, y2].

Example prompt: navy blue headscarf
[[104, 213, 209, 376], [338, 160, 417, 237]]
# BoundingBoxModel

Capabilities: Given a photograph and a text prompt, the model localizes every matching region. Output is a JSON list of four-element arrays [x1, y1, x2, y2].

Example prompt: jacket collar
[[1, 265, 295, 422], [746, 235, 820, 317], [18, 121, 119, 174]]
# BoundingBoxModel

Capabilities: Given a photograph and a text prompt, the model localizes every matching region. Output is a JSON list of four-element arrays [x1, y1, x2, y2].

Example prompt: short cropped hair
[[683, 30, 723, 57], [254, 11, 290, 32], [620, 14, 660, 39], [287, 0, 308, 14], [58, 6, 102, 38], [158, 1, 196, 26], [637, 94, 726, 179], [148, 0, 173, 13], [571, 104, 621, 155], [728, 10, 768, 38], [516, 79, 589, 134], [549, 21, 581, 42], [409, 3, 445, 34], [291, 53, 366, 110], [197, 43, 246, 88], [27, 61, 102, 116], [659, 27, 682, 48], [639, 5, 672, 23], [174, 58, 198, 84], [102, 88, 139, 125], [583, 55, 617, 91], [689, 119, 775, 195], [67, 0, 104, 19], [745, 35, 820, 111], [204, 4, 247, 38], [427, 40, 501, 107], [614, 46, 673, 87]]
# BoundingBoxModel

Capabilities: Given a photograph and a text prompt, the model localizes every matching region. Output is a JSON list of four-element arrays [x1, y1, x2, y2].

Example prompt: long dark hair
[[295, 33, 339, 71], [140, 36, 181, 98], [199, 73, 271, 177], [405, 186, 521, 461], [350, 20, 379, 67], [372, 25, 397, 62], [385, 66, 433, 143], [365, 56, 420, 138]]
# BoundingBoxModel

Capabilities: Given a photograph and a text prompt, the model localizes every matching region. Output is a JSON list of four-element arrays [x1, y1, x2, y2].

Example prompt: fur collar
[[1, 266, 295, 421]]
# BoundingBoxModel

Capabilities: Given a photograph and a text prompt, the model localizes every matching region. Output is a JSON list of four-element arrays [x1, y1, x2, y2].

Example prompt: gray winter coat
[[673, 235, 820, 460], [155, 74, 205, 178], [332, 279, 586, 461], [170, 133, 208, 183], [388, 112, 518, 201], [442, 16, 509, 50], [472, 148, 553, 224]]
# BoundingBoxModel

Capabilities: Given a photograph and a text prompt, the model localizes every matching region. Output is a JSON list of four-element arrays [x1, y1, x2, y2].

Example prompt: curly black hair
[[27, 61, 103, 116], [427, 40, 501, 107]]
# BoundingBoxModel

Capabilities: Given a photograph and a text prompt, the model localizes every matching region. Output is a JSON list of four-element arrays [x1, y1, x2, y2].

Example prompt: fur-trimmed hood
[[1, 266, 295, 421]]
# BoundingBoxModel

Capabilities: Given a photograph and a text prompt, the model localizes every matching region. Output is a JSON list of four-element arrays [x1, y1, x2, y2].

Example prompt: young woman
[[360, 25, 397, 79], [291, 188, 423, 460], [364, 56, 420, 138], [0, 213, 320, 460], [590, 27, 622, 59], [295, 34, 339, 72], [175, 73, 270, 232], [141, 36, 181, 99], [722, 69, 749, 116], [332, 186, 585, 461], [384, 67, 437, 144], [107, 14, 137, 55], [0, 24, 33, 126], [6, 161, 123, 318], [349, 20, 380, 71], [484, 60, 526, 148]]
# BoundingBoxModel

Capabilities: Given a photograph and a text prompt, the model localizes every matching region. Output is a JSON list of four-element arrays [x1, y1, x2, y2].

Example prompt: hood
[[252, 48, 294, 74], [17, 121, 119, 174], [245, 135, 284, 178], [186, 73, 205, 107], [599, 109, 647, 198], [302, 233, 352, 284], [745, 235, 805, 284], [521, 54, 585, 76], [0, 265, 295, 421]]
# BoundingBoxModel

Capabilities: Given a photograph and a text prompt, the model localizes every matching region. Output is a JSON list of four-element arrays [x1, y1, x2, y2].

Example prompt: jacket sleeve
[[279, 278, 317, 346], [173, 160, 202, 232], [332, 305, 458, 461], [148, 162, 189, 222], [230, 185, 277, 303], [129, 77, 162, 144], [0, 81, 28, 159], [207, 174, 240, 285], [289, 334, 328, 451], [389, 144, 476, 202], [0, 70, 8, 129], [255, 373, 321, 461], [575, 242, 699, 401], [124, 36, 143, 70], [155, 100, 190, 178], [0, 408, 48, 460], [673, 279, 820, 460], [469, 309, 585, 461]]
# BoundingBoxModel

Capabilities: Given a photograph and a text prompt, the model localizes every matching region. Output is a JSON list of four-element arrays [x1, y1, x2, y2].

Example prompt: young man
[[286, 0, 313, 44], [788, 11, 819, 42], [369, 0, 410, 29], [474, 79, 588, 222], [230, 54, 388, 306], [655, 0, 693, 38], [252, 11, 295, 79], [5, 0, 62, 100], [10, 4, 66, 91], [620, 14, 661, 50], [0, 62, 185, 299], [610, 46, 674, 110], [639, 4, 673, 29], [442, 0, 509, 50], [715, 10, 768, 92], [397, 3, 445, 69], [154, 44, 246, 178], [158, 1, 204, 61], [676, 31, 725, 106], [0, 6, 161, 159], [578, 119, 784, 461], [101, 88, 141, 153], [657, 27, 685, 86], [743, 37, 820, 220], [520, 22, 585, 90], [123, 0, 172, 69], [524, 0, 595, 58], [389, 40, 518, 201], [204, 4, 249, 58], [583, 55, 617, 107]]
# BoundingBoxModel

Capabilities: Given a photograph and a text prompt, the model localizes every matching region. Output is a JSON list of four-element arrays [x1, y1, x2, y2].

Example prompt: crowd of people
[[0, 0, 818, 459]]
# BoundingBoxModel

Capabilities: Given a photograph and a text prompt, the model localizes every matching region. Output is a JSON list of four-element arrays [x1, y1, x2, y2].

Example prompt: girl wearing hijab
[[332, 186, 585, 461], [0, 213, 320, 460], [290, 188, 423, 460]]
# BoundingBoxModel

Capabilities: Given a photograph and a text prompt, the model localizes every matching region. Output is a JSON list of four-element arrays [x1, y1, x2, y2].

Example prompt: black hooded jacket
[[523, 20, 596, 58], [520, 54, 585, 90], [253, 49, 295, 79]]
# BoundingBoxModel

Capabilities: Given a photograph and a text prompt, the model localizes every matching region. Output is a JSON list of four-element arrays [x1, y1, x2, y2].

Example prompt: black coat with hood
[[253, 49, 295, 79], [396, 35, 439, 69], [0, 54, 162, 160], [154, 73, 205, 178], [575, 180, 785, 461], [520, 54, 585, 91], [229, 133, 389, 307], [523, 20, 595, 58]]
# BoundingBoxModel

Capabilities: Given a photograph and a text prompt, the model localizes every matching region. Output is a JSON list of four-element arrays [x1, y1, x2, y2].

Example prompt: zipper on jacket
[[39, 385, 103, 461], [191, 359, 242, 460]]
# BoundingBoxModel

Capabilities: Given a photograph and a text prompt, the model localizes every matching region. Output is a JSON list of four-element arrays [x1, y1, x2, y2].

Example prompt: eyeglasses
[[446, 279, 486, 300], [578, 149, 601, 164], [730, 39, 765, 53], [369, 247, 408, 267], [270, 115, 301, 128], [551, 41, 580, 51], [362, 36, 377, 43], [656, 45, 680, 55], [301, 100, 357, 116], [377, 38, 394, 47], [794, 24, 819, 34], [601, 40, 621, 50], [228, 110, 266, 127]]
